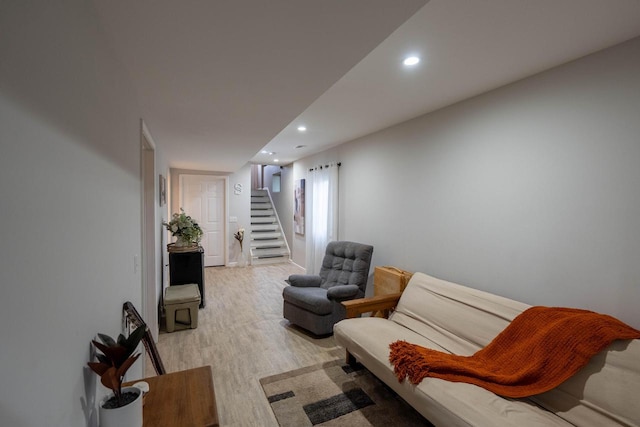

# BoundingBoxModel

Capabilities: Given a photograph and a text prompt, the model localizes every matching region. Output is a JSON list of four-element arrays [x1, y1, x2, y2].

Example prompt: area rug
[[259, 359, 433, 427]]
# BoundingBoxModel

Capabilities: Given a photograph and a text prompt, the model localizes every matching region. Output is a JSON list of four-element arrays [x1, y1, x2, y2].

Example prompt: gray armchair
[[283, 241, 374, 335]]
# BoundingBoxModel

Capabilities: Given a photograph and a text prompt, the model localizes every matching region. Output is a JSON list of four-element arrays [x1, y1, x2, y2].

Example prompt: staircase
[[250, 189, 291, 265]]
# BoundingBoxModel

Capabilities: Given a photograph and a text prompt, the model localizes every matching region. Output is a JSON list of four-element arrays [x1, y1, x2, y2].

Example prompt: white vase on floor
[[237, 252, 247, 267]]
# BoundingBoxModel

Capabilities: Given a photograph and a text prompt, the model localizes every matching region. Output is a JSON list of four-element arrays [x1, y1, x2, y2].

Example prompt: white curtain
[[305, 163, 339, 274]]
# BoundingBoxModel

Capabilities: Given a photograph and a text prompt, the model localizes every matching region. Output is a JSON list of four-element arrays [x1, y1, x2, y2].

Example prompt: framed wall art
[[294, 179, 305, 235], [159, 174, 167, 206]]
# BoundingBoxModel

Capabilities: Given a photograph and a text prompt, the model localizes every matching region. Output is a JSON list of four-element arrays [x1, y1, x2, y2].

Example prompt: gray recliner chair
[[283, 241, 374, 335]]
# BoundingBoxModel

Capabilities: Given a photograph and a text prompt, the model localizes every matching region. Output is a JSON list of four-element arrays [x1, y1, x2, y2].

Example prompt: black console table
[[169, 247, 205, 308]]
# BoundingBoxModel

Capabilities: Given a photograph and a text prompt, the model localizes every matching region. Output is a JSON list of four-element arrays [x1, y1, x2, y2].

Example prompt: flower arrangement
[[87, 326, 146, 408], [163, 208, 203, 246], [234, 227, 245, 252]]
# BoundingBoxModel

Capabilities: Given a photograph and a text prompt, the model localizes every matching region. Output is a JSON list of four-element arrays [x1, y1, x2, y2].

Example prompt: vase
[[175, 236, 190, 247], [237, 252, 247, 267], [99, 386, 143, 427]]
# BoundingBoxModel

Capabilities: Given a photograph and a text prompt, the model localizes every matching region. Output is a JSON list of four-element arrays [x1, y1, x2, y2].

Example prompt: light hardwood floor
[[145, 263, 343, 427]]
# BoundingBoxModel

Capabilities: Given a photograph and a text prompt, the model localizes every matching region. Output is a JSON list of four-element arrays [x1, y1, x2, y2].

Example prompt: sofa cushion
[[531, 338, 640, 426], [391, 273, 529, 353], [334, 317, 574, 427]]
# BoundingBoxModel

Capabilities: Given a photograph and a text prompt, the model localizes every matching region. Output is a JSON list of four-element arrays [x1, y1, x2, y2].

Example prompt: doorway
[[141, 122, 159, 341], [179, 174, 227, 266]]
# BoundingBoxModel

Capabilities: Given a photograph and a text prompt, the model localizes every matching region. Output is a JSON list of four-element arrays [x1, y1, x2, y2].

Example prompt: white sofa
[[333, 272, 640, 427]]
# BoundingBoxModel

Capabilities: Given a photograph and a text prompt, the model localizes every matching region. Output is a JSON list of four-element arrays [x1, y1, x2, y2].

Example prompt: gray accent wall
[[295, 37, 640, 328]]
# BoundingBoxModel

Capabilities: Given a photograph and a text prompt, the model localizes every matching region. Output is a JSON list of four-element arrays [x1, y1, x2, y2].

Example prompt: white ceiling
[[92, 0, 427, 172], [94, 1, 640, 172]]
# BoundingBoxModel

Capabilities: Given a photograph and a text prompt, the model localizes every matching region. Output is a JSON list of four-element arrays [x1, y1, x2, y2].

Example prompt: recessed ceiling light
[[273, 159, 279, 163], [403, 56, 420, 66], [297, 125, 307, 132], [261, 150, 268, 154]]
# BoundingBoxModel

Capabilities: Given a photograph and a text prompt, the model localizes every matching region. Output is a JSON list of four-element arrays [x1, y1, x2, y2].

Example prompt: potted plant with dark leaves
[[87, 325, 146, 427]]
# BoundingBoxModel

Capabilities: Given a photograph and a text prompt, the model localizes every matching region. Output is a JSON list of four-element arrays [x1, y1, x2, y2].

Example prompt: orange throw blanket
[[389, 306, 640, 398]]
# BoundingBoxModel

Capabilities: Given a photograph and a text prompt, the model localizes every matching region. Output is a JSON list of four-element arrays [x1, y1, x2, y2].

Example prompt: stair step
[[251, 247, 289, 256], [251, 240, 286, 249], [251, 203, 272, 210], [251, 217, 276, 224], [252, 231, 281, 240], [252, 230, 279, 236], [251, 224, 278, 231], [257, 254, 288, 259], [251, 209, 274, 216], [251, 189, 268, 197], [251, 196, 270, 203], [250, 256, 289, 266]]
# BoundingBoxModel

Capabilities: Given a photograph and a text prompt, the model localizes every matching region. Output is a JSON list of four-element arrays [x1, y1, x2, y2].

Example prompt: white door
[[180, 175, 225, 266]]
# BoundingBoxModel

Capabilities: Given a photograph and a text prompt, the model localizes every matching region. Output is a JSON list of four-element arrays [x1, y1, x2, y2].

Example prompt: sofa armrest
[[327, 285, 359, 302], [286, 274, 322, 287], [341, 293, 402, 319]]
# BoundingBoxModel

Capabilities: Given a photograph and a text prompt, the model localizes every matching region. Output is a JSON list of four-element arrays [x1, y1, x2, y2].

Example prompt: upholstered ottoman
[[164, 284, 201, 333]]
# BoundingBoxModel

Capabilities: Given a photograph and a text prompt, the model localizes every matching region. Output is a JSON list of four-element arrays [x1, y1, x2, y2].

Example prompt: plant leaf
[[116, 353, 140, 379], [100, 367, 120, 394], [87, 361, 110, 376], [124, 325, 146, 351], [117, 333, 127, 346], [96, 354, 110, 365], [97, 333, 116, 347], [91, 340, 111, 355], [93, 341, 129, 366]]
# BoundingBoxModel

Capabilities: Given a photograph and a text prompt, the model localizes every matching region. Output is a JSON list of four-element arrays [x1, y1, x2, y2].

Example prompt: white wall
[[228, 164, 252, 262], [0, 2, 147, 426], [297, 37, 640, 328]]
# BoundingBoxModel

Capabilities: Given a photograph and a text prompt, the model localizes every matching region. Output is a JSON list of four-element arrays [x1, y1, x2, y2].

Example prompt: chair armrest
[[341, 293, 402, 319], [286, 274, 322, 287], [326, 285, 359, 302]]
